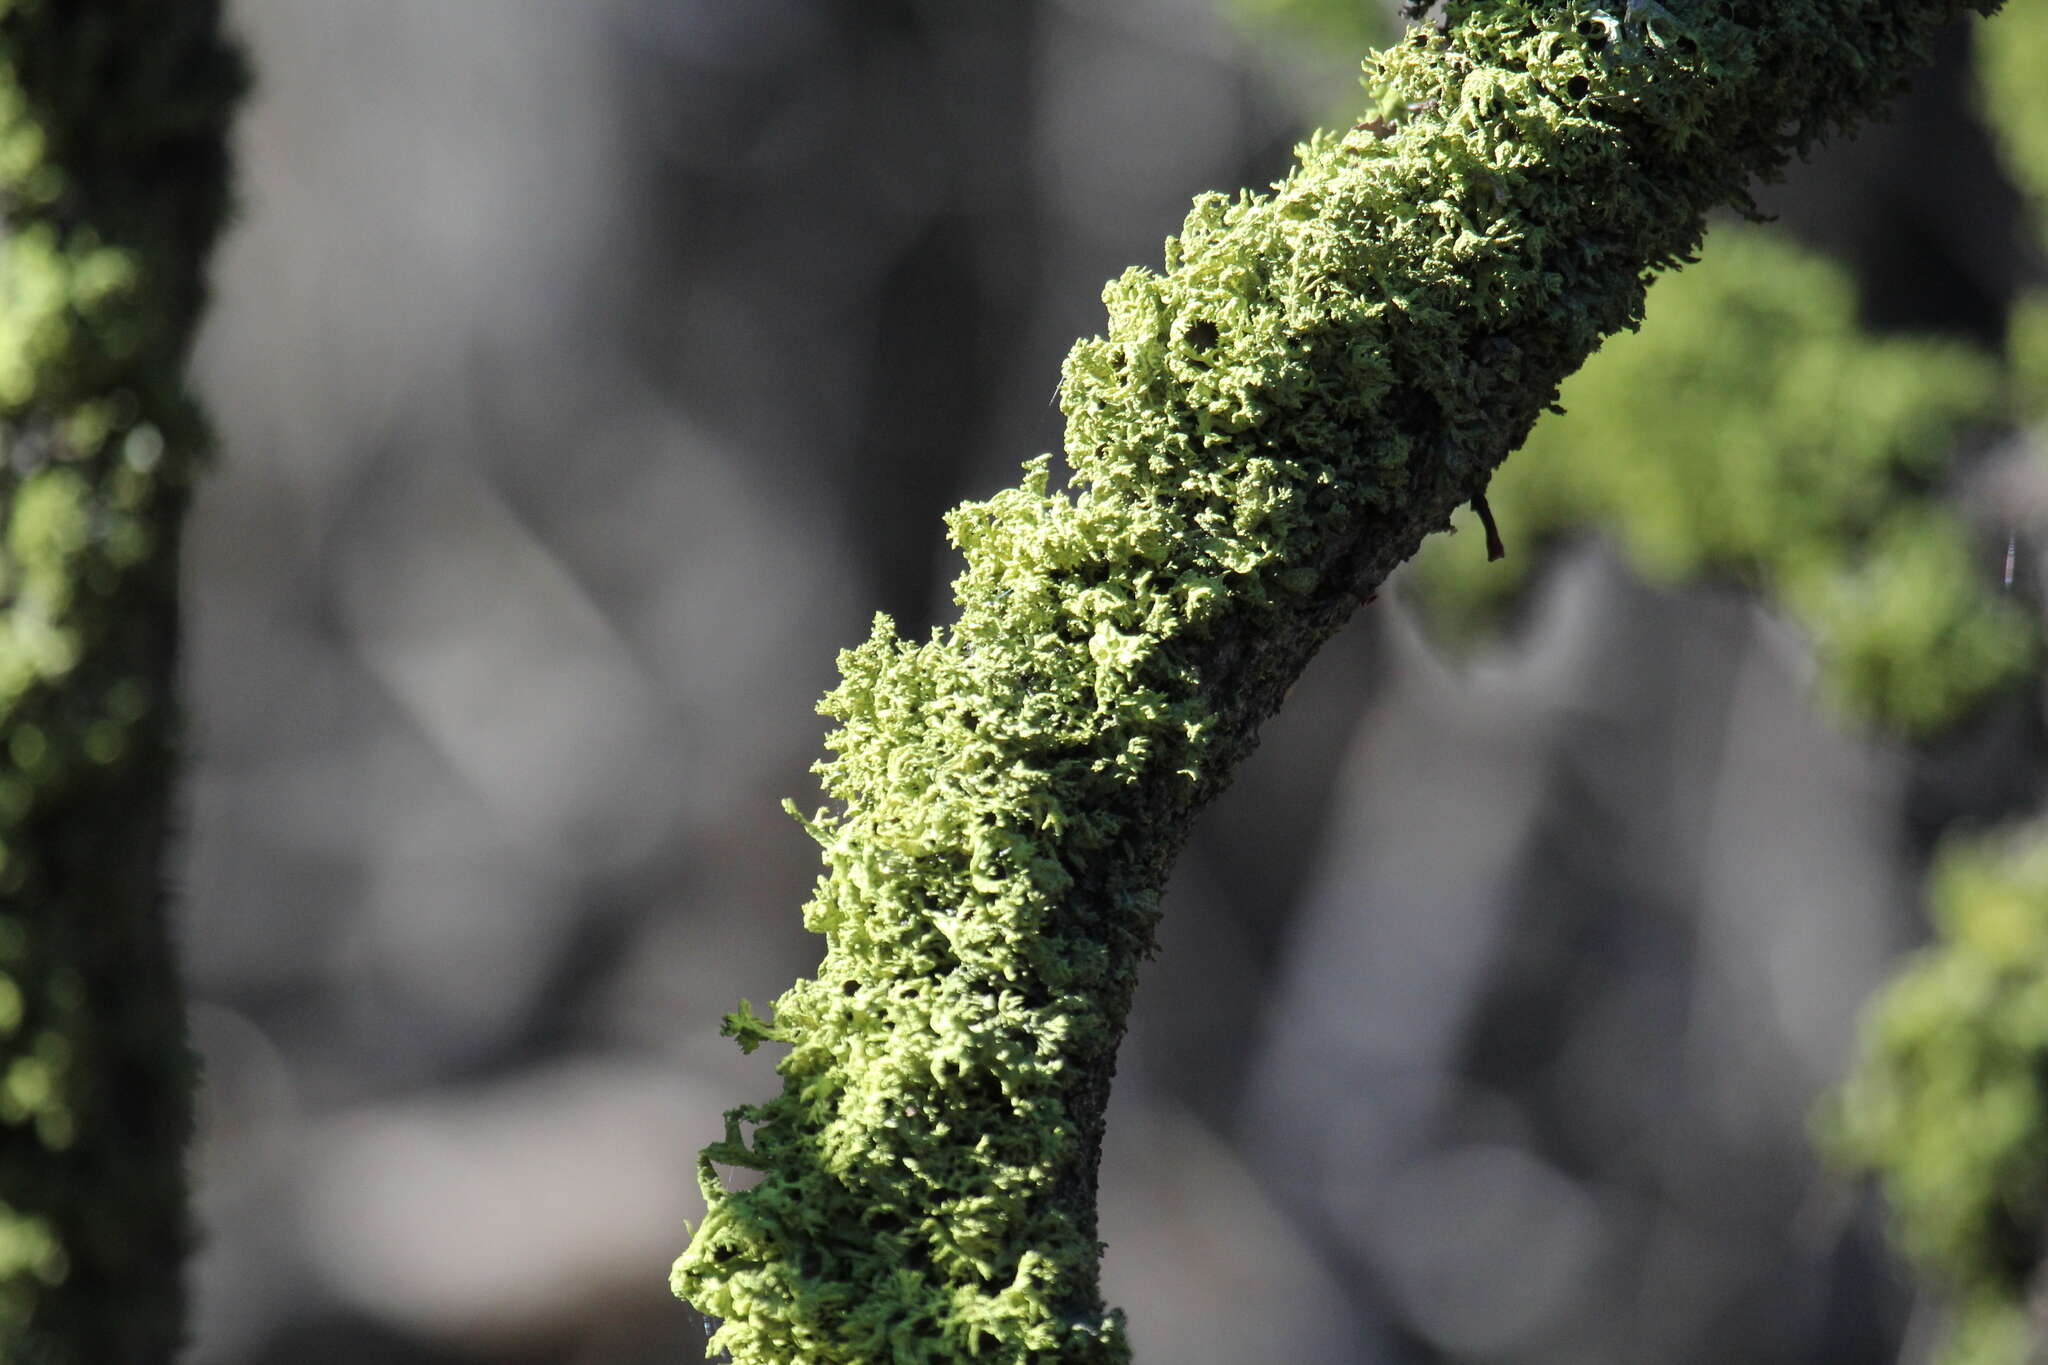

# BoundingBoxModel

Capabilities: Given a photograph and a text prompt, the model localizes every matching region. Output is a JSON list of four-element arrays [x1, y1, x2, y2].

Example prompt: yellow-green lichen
[[675, 2, 2009, 1361]]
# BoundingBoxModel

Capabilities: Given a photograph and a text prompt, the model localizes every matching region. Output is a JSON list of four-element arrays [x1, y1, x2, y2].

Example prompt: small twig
[[1472, 492, 1507, 561]]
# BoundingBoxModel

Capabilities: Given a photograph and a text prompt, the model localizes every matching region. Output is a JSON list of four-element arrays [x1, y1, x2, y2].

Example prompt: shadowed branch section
[[0, 1, 244, 1359], [672, 2, 2004, 1361]]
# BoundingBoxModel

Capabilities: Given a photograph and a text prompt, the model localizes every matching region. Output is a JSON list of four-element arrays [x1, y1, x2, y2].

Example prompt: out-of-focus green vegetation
[[1409, 223, 2032, 736], [1214, 0, 1392, 127], [1218, 0, 1391, 51], [1823, 826, 2048, 1365], [2011, 292, 2048, 425], [1985, 0, 2048, 426], [1226, 3, 2038, 739], [1827, 7, 2048, 1363], [1977, 0, 2048, 219], [1222, 4, 2048, 1362]]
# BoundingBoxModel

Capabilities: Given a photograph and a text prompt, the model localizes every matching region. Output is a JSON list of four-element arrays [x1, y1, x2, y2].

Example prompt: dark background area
[[177, 2, 2041, 1361]]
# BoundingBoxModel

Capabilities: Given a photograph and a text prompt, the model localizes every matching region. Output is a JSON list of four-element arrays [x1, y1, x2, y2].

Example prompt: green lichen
[[1823, 825, 2048, 1365], [1410, 223, 2032, 735], [0, 1, 244, 1358], [674, 3, 2006, 1361]]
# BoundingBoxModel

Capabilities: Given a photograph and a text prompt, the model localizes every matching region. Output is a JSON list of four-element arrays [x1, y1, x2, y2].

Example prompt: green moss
[[675, 2, 2010, 1360], [0, 1, 245, 1358], [1824, 826, 2048, 1365]]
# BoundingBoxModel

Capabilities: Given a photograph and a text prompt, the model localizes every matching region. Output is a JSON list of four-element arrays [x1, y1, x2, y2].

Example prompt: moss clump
[[0, 1, 244, 1358], [674, 2, 2006, 1360]]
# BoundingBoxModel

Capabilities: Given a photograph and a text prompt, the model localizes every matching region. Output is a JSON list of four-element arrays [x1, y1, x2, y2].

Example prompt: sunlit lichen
[[673, 2, 2007, 1360], [0, 1, 244, 1358]]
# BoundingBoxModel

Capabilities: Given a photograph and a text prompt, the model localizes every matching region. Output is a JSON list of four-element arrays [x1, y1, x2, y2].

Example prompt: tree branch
[[0, 3, 244, 1358], [672, 2, 2003, 1360]]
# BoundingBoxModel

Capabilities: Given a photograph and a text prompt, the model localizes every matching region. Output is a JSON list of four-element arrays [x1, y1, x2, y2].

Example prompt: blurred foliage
[[1409, 223, 2032, 736], [2013, 290, 2048, 425], [1213, 0, 1393, 128], [1229, 0, 2038, 748], [1987, 0, 2048, 425], [1829, 10, 2048, 1363], [1977, 0, 2048, 234], [1222, 2, 2048, 1361], [1217, 0, 1391, 51], [1823, 825, 2048, 1365]]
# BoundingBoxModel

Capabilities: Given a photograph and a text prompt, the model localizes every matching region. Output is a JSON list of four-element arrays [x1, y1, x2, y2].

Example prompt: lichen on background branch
[[672, 2, 2005, 1360], [1981, 0, 2048, 422], [1412, 222, 2034, 735], [1823, 826, 2048, 1365], [1820, 6, 2048, 1363], [0, 1, 244, 1358], [1236, 5, 2048, 1362]]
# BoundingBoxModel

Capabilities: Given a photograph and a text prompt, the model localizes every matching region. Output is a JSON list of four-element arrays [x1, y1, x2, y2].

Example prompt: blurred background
[[175, 1, 2047, 1361]]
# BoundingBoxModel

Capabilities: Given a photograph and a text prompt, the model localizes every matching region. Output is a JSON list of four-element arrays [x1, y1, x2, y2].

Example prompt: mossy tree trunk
[[673, 1, 2009, 1362], [0, 2, 243, 1360]]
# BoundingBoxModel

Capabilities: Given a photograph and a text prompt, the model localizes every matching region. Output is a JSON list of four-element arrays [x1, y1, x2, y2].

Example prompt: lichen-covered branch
[[672, 2, 2003, 1360], [0, 2, 244, 1358]]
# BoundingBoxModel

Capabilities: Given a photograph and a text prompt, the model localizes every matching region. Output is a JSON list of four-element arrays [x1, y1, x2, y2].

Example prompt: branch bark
[[672, 2, 2003, 1361], [0, 3, 244, 1359]]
